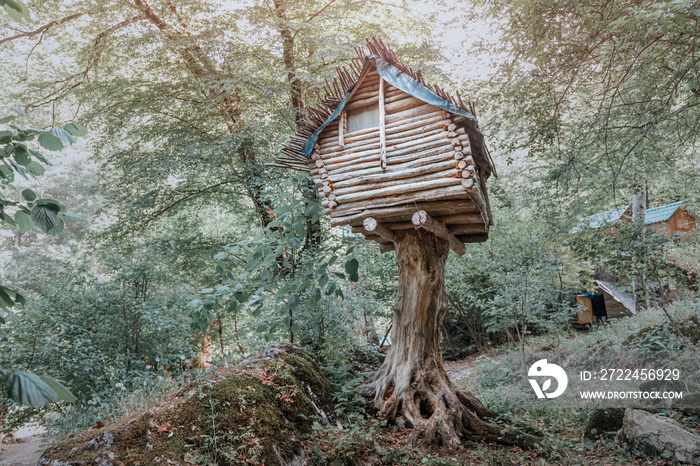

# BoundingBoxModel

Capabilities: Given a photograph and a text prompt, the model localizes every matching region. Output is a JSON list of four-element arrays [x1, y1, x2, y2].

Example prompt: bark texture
[[368, 229, 537, 449]]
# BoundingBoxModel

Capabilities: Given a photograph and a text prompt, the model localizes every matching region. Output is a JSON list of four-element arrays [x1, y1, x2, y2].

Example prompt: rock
[[40, 344, 335, 466], [616, 408, 700, 463], [584, 408, 624, 440]]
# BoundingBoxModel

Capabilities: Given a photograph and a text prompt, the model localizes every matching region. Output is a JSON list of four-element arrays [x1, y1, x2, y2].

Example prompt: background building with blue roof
[[577, 201, 695, 239]]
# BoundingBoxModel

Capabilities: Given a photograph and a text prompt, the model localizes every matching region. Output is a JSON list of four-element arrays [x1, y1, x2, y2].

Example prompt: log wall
[[309, 69, 490, 249]]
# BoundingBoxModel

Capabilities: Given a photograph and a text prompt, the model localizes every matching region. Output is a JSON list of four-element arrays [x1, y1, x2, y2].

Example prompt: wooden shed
[[578, 201, 696, 239], [642, 202, 696, 239], [270, 39, 495, 254]]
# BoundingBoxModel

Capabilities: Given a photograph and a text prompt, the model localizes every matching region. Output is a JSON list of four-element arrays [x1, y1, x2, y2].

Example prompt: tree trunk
[[367, 229, 500, 448]]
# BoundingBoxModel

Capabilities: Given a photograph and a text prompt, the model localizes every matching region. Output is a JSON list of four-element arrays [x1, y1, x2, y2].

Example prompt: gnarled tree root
[[365, 368, 545, 453]]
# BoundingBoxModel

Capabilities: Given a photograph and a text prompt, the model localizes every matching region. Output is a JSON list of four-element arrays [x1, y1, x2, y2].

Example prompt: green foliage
[[189, 175, 362, 360], [446, 210, 579, 356], [0, 370, 75, 407], [0, 0, 29, 21], [0, 251, 199, 432]]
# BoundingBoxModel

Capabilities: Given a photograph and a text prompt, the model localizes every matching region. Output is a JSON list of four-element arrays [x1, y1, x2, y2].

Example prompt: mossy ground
[[40, 344, 335, 466]]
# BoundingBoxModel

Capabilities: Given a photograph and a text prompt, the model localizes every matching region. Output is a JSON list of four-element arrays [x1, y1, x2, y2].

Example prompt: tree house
[[271, 40, 495, 254], [271, 41, 515, 447]]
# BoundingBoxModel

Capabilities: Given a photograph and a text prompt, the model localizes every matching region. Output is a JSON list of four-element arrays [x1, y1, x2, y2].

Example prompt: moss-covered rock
[[39, 344, 335, 466], [585, 408, 625, 440], [677, 315, 700, 345]]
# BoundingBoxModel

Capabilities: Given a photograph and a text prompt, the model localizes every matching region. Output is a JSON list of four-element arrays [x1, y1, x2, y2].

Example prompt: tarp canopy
[[596, 280, 636, 315], [301, 56, 479, 158]]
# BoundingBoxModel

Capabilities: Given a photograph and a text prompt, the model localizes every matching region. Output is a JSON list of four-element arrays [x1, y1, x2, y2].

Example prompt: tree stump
[[367, 229, 501, 448]]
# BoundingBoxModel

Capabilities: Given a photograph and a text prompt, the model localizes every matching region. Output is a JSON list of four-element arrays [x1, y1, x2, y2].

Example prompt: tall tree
[[479, 0, 700, 214]]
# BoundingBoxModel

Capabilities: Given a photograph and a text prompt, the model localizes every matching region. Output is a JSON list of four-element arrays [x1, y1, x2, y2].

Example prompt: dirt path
[[444, 354, 480, 383], [0, 425, 50, 466]]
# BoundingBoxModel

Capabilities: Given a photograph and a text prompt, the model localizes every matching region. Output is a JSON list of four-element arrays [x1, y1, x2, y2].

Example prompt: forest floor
[[5, 301, 699, 465], [409, 300, 700, 465], [0, 425, 48, 466]]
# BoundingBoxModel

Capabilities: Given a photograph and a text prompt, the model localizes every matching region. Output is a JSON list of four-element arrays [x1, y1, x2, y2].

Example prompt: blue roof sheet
[[301, 56, 479, 158], [579, 206, 629, 229], [577, 201, 685, 231], [644, 201, 683, 225]]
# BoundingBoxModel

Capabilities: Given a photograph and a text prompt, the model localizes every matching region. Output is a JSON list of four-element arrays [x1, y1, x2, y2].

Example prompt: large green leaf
[[14, 210, 34, 229], [0, 285, 22, 308], [64, 123, 87, 137], [344, 258, 359, 282], [37, 132, 64, 151], [21, 188, 36, 201], [0, 165, 13, 181], [10, 105, 29, 117], [63, 212, 86, 223], [39, 376, 76, 404], [25, 161, 45, 176], [50, 127, 75, 144], [29, 149, 51, 166], [46, 216, 64, 236], [12, 144, 29, 166], [3, 371, 59, 407], [31, 204, 59, 231], [2, 1, 30, 21], [0, 115, 15, 125]]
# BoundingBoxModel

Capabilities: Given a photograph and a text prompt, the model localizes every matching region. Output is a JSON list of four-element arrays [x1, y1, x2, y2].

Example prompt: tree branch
[[0, 12, 86, 45]]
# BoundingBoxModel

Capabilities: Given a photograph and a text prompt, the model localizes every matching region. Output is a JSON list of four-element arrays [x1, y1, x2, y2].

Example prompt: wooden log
[[321, 151, 455, 184], [461, 171, 472, 179], [320, 136, 452, 173], [384, 91, 411, 105], [319, 109, 444, 141], [384, 96, 425, 114], [449, 224, 487, 235], [379, 243, 396, 253], [338, 110, 346, 146], [268, 163, 310, 172], [447, 123, 457, 132], [319, 114, 446, 153], [455, 234, 489, 244], [411, 210, 466, 255], [379, 77, 387, 170], [332, 184, 474, 216], [320, 123, 447, 162], [454, 151, 465, 160], [457, 160, 467, 170], [328, 200, 338, 209], [330, 199, 478, 227], [461, 178, 475, 189], [385, 104, 436, 125], [332, 159, 457, 190], [363, 217, 395, 243], [345, 96, 379, 111], [332, 167, 461, 197], [335, 177, 462, 205], [350, 87, 381, 102], [432, 213, 484, 225]]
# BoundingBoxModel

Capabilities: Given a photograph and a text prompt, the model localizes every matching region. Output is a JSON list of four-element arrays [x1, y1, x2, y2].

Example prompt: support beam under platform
[[412, 210, 466, 255], [363, 217, 395, 243]]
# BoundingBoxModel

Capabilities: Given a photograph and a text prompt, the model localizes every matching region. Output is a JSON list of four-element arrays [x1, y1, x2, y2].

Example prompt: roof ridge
[[271, 38, 478, 171]]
